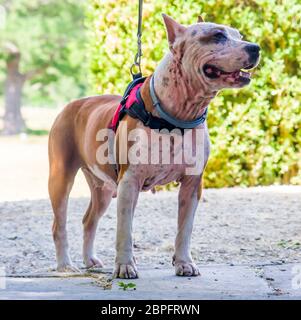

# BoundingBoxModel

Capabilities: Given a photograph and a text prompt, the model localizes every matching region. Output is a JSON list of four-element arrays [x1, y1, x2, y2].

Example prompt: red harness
[[110, 82, 144, 132], [109, 76, 208, 134]]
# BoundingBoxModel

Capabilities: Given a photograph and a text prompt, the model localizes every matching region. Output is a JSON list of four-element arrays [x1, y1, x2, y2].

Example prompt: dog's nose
[[244, 44, 260, 60]]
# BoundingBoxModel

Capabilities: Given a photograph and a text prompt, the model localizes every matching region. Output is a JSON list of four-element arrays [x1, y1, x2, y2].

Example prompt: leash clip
[[130, 62, 142, 80], [130, 0, 143, 80]]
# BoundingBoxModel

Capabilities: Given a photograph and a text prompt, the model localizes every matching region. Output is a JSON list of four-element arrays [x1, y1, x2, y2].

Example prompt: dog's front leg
[[114, 171, 140, 279], [173, 175, 202, 276]]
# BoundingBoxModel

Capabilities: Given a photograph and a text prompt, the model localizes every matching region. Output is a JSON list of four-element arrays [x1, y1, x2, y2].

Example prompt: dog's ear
[[162, 14, 186, 49], [197, 15, 205, 23]]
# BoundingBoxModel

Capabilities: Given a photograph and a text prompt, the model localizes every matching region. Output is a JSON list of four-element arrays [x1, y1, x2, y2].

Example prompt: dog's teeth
[[239, 71, 251, 78]]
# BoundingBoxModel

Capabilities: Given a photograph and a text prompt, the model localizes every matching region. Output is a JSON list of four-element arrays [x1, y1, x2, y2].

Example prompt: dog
[[48, 14, 260, 278]]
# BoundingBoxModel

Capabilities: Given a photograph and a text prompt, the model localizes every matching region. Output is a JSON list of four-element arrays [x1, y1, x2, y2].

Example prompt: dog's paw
[[57, 263, 81, 273], [113, 260, 138, 279], [174, 262, 200, 277], [84, 256, 104, 269]]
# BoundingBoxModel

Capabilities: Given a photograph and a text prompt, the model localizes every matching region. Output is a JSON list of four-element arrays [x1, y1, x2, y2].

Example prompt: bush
[[87, 0, 301, 187]]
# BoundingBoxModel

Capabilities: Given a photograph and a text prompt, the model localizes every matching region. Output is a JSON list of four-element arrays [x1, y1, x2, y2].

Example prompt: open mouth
[[203, 63, 255, 83]]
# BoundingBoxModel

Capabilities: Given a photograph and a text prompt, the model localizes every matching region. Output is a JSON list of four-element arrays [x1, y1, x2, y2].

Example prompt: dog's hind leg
[[48, 124, 80, 272], [82, 168, 113, 268], [48, 162, 79, 272]]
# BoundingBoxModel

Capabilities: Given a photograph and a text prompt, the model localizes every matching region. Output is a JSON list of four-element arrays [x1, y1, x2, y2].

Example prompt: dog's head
[[162, 14, 260, 91]]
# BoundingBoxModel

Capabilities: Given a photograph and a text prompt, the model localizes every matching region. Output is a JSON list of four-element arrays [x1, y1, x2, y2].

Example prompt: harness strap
[[110, 77, 146, 131], [125, 90, 184, 132], [110, 76, 208, 134]]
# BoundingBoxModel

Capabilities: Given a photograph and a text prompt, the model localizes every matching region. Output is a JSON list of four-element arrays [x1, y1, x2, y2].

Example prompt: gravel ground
[[1, 187, 301, 275], [0, 134, 300, 275]]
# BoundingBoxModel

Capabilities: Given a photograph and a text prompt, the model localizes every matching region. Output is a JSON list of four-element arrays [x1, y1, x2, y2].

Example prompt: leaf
[[117, 281, 137, 291]]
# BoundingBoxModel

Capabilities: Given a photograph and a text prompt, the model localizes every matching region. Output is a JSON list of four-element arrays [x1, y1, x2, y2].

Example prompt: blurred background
[[0, 0, 300, 201]]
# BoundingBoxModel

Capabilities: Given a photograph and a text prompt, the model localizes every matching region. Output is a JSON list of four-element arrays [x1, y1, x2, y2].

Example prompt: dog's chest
[[136, 164, 188, 191], [126, 124, 210, 190]]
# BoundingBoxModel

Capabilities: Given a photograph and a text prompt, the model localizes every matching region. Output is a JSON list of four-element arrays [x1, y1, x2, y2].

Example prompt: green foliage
[[87, 0, 301, 187], [0, 0, 88, 107], [117, 281, 136, 291], [25, 128, 49, 136], [277, 239, 301, 250]]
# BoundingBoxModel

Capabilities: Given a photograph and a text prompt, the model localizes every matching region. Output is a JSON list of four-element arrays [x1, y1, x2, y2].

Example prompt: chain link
[[130, 0, 143, 77]]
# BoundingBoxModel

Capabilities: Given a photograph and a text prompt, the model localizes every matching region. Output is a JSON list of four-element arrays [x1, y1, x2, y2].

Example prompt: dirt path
[[1, 187, 300, 275]]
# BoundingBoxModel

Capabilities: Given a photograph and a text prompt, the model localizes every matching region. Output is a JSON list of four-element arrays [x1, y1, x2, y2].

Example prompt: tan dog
[[48, 14, 260, 278]]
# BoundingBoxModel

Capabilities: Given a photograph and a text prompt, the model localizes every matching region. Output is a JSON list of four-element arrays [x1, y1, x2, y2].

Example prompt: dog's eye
[[213, 31, 227, 42]]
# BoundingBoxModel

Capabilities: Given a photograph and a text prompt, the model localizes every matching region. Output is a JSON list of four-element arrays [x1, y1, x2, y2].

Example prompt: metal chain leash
[[130, 0, 143, 79]]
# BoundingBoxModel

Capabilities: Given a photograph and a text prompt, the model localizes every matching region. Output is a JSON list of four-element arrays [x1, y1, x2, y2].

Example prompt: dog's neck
[[150, 53, 217, 121]]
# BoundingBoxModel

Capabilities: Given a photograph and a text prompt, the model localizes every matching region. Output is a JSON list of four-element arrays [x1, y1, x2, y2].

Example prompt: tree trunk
[[2, 51, 26, 135]]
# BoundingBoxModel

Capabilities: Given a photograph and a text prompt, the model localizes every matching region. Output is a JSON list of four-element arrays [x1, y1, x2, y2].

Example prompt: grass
[[25, 128, 49, 136], [118, 281, 137, 291], [277, 239, 301, 250]]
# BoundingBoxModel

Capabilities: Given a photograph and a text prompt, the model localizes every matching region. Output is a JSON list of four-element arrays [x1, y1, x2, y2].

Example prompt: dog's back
[[49, 95, 121, 168]]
